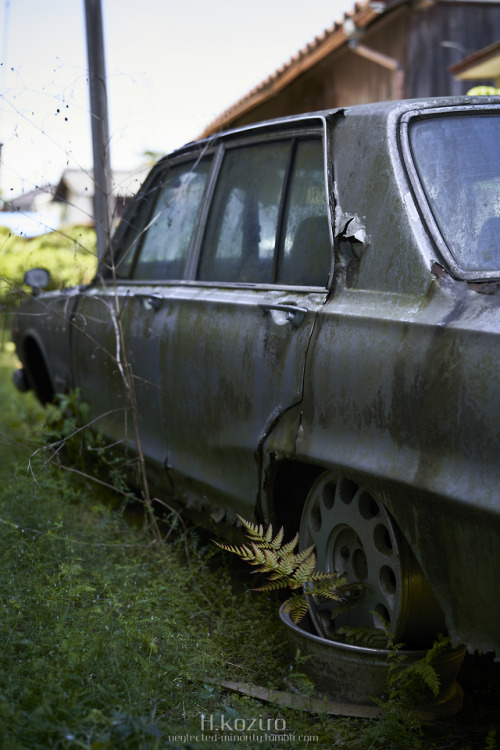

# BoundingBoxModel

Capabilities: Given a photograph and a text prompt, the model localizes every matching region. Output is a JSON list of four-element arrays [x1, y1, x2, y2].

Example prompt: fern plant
[[385, 631, 450, 704], [215, 516, 364, 624]]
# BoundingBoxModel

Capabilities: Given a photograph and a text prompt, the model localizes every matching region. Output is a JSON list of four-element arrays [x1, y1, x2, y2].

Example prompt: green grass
[[0, 340, 340, 749], [0, 336, 499, 749]]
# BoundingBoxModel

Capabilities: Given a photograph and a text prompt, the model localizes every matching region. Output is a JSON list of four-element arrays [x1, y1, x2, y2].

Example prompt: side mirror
[[24, 268, 51, 294]]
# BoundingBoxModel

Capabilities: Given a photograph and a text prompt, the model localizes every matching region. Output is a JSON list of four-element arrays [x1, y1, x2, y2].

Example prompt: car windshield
[[409, 113, 500, 273]]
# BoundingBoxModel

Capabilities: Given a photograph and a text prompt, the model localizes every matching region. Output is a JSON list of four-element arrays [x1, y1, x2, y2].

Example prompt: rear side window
[[197, 137, 331, 287], [116, 158, 212, 280], [409, 113, 500, 274], [277, 139, 331, 286], [198, 142, 290, 283]]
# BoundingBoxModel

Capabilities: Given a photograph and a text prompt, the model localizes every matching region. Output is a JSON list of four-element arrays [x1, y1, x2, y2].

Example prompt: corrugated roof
[[200, 0, 399, 137]]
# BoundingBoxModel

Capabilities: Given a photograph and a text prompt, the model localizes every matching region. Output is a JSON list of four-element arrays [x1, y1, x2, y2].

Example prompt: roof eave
[[449, 39, 500, 80], [199, 0, 388, 138]]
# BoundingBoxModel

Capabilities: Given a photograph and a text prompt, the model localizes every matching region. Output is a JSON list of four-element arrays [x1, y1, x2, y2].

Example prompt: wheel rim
[[299, 473, 444, 646]]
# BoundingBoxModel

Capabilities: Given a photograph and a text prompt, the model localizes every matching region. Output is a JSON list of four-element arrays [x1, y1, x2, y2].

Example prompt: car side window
[[277, 139, 330, 287], [112, 177, 163, 278], [124, 159, 212, 281], [197, 142, 291, 283]]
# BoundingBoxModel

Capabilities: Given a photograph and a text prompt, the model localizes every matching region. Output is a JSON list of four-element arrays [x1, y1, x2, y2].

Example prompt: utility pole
[[84, 0, 112, 261]]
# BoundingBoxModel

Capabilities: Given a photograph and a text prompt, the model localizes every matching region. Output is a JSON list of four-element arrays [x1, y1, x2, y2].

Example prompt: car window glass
[[197, 142, 291, 283], [409, 114, 500, 273], [130, 158, 212, 281], [112, 179, 163, 278], [277, 139, 331, 286]]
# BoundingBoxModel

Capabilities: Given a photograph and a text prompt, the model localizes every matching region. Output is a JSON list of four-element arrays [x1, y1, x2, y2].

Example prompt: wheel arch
[[263, 456, 324, 538], [264, 453, 425, 565], [20, 333, 56, 405]]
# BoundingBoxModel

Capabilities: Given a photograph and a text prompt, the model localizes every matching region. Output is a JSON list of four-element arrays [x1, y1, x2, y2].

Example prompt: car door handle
[[259, 303, 308, 328], [138, 294, 163, 311]]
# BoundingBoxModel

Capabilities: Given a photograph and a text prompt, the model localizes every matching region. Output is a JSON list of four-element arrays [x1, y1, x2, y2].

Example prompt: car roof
[[166, 94, 500, 161]]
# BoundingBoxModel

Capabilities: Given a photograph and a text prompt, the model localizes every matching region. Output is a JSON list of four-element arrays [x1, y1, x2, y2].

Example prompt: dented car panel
[[12, 97, 500, 655]]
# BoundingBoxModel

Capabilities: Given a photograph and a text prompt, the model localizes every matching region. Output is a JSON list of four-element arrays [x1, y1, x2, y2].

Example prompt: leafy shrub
[[0, 225, 97, 303]]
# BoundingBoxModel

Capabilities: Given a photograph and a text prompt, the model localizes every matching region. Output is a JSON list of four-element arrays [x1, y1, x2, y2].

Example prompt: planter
[[280, 606, 466, 718]]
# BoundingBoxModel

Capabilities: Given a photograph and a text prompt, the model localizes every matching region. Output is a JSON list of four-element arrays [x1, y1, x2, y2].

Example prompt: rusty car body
[[12, 96, 500, 656]]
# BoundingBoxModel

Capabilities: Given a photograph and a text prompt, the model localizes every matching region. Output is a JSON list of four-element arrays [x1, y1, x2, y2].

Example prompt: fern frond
[[290, 556, 317, 585], [282, 592, 310, 624], [243, 518, 265, 538], [253, 579, 291, 592], [236, 516, 287, 552], [216, 516, 366, 636], [293, 544, 316, 565], [277, 532, 297, 556], [409, 662, 441, 697], [306, 570, 346, 583], [274, 553, 295, 577], [251, 543, 267, 566], [264, 547, 280, 568], [213, 541, 258, 562], [263, 523, 274, 544]]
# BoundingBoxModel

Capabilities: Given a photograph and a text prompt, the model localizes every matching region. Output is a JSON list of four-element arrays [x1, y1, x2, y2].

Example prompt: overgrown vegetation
[[1, 333, 499, 748], [0, 225, 97, 302]]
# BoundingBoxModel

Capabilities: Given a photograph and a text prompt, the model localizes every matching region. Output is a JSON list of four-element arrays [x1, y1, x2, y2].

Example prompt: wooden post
[[84, 0, 113, 261]]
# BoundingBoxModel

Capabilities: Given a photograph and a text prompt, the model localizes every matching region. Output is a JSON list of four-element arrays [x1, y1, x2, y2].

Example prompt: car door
[[70, 154, 213, 467], [161, 133, 333, 518]]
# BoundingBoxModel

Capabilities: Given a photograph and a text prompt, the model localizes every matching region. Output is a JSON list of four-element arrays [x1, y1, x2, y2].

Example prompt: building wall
[[60, 195, 94, 227], [406, 1, 500, 97], [323, 9, 407, 106]]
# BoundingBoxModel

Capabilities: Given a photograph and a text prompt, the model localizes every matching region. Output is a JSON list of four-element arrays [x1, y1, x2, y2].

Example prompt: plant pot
[[279, 605, 466, 718]]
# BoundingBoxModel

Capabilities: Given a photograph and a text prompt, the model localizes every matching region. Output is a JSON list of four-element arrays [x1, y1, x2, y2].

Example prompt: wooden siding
[[406, 1, 500, 97]]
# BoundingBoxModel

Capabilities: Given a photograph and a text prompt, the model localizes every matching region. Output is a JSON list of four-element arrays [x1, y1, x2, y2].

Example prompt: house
[[51, 168, 149, 227], [0, 184, 61, 236], [1, 167, 149, 234], [449, 37, 500, 89], [201, 0, 500, 137]]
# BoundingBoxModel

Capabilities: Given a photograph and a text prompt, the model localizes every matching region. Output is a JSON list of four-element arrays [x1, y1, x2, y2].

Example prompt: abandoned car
[[12, 96, 500, 656]]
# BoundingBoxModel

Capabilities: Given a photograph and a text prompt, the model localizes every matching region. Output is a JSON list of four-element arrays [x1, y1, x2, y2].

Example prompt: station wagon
[[12, 95, 500, 656]]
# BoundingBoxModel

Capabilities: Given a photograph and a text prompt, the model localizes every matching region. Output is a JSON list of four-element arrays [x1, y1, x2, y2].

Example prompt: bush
[[0, 225, 97, 303]]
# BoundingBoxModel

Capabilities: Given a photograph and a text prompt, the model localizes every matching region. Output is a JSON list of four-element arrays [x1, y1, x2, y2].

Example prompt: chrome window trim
[[102, 278, 329, 294]]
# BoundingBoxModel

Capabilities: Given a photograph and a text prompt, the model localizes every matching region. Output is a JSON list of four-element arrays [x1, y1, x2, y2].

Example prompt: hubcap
[[299, 473, 444, 646]]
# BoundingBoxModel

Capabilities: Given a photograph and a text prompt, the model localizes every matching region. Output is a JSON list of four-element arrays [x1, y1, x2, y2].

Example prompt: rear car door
[[161, 130, 333, 518]]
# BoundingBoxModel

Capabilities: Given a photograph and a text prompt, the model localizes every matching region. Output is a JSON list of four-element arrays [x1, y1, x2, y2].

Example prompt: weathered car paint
[[156, 285, 327, 513], [13, 290, 80, 402], [12, 96, 500, 656], [294, 279, 500, 653]]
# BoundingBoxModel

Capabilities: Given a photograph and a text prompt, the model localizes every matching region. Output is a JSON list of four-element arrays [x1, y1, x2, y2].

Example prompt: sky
[[0, 0, 355, 201]]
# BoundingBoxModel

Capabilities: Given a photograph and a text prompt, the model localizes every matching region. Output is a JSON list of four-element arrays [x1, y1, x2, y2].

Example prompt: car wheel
[[299, 472, 445, 646]]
